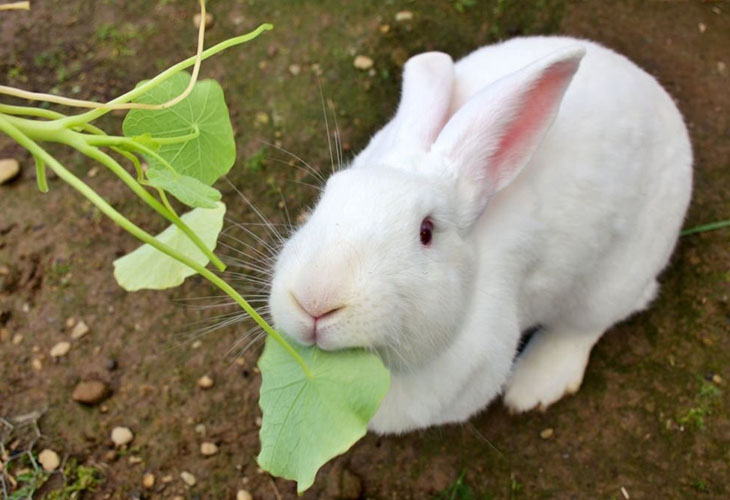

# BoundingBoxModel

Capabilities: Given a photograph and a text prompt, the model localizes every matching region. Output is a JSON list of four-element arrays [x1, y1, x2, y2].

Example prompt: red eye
[[420, 218, 433, 246]]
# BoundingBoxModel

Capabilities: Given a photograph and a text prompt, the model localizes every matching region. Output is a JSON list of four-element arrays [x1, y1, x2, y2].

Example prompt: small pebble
[[237, 490, 253, 500], [353, 55, 374, 70], [104, 450, 117, 462], [180, 471, 196, 487], [255, 416, 262, 427], [70, 320, 90, 339], [200, 442, 218, 456], [162, 475, 174, 483], [191, 340, 202, 349], [379, 24, 390, 34], [142, 472, 155, 489], [255, 112, 270, 125], [713, 374, 723, 385], [111, 426, 134, 447], [12, 333, 23, 345], [128, 456, 142, 465], [198, 375, 214, 389], [288, 64, 302, 76], [65, 317, 76, 328], [194, 423, 206, 435], [718, 61, 727, 74], [73, 380, 110, 405], [540, 428, 554, 439], [698, 22, 706, 33], [32, 359, 42, 371], [193, 12, 214, 29], [87, 166, 99, 178], [38, 449, 60, 472], [395, 10, 413, 22], [0, 159, 20, 185], [50, 341, 71, 358]]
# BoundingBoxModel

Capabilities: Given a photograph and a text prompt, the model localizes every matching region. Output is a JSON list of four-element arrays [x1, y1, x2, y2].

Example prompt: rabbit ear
[[432, 46, 586, 223], [352, 52, 454, 168]]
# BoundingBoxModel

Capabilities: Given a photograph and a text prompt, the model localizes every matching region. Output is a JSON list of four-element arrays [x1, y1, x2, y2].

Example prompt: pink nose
[[290, 292, 345, 321]]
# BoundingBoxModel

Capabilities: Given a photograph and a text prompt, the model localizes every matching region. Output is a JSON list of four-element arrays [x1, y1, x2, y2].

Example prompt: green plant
[[453, 0, 477, 14], [677, 380, 722, 430], [44, 459, 103, 500], [435, 470, 477, 500], [0, 1, 389, 494]]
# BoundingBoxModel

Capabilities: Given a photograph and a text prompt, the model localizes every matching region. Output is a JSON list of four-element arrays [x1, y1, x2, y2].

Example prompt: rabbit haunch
[[268, 36, 692, 434]]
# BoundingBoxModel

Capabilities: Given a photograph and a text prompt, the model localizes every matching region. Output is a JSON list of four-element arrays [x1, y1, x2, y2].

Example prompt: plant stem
[[0, 114, 312, 378], [34, 156, 48, 193], [0, 103, 64, 120], [0, 1, 29, 10], [0, 113, 226, 272], [158, 189, 178, 217], [681, 219, 730, 236], [57, 23, 273, 129], [77, 143, 227, 272], [152, 128, 200, 145]]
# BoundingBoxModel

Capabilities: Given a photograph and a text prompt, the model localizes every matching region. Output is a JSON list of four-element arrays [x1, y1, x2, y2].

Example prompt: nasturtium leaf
[[146, 167, 222, 209], [257, 335, 391, 493], [122, 72, 235, 185], [113, 202, 226, 291]]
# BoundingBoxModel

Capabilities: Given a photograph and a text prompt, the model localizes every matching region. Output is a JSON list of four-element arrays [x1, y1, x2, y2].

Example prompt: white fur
[[268, 36, 692, 434]]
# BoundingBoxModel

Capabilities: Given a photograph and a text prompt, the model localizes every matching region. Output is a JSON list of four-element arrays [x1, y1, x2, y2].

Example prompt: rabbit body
[[268, 36, 692, 434]]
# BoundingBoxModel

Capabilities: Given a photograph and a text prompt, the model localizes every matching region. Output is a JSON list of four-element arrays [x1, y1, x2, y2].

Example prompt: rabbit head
[[269, 47, 585, 370]]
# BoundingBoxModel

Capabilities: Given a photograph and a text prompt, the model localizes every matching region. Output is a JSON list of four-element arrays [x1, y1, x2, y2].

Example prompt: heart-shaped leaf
[[113, 202, 226, 291], [123, 72, 235, 185], [257, 336, 391, 493], [146, 167, 222, 209]]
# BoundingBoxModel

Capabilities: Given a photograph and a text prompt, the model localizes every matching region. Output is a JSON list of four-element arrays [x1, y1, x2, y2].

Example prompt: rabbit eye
[[420, 218, 433, 246]]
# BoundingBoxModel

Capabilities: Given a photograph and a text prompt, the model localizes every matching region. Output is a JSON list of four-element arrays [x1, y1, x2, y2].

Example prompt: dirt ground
[[1, 0, 729, 498]]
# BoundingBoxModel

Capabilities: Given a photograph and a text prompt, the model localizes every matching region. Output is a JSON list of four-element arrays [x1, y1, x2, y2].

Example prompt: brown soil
[[1, 1, 729, 499]]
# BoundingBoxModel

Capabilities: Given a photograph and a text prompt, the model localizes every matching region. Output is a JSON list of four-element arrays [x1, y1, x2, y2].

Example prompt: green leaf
[[113, 202, 226, 291], [122, 72, 236, 185], [146, 167, 222, 209], [257, 336, 391, 493]]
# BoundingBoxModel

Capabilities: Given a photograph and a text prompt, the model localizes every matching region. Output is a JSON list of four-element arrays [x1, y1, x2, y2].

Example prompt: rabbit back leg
[[503, 274, 659, 413], [502, 325, 604, 413]]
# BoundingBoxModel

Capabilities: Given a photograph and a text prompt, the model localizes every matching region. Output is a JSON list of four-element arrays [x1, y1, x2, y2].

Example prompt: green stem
[[111, 146, 144, 180], [681, 219, 730, 236], [57, 23, 273, 129], [0, 113, 225, 273], [77, 142, 226, 272], [158, 189, 179, 217], [85, 135, 179, 176], [0, 103, 64, 120], [0, 114, 311, 378], [152, 127, 199, 145], [34, 156, 48, 193]]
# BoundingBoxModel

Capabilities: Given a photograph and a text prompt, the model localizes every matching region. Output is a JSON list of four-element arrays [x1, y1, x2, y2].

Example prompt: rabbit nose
[[290, 292, 345, 321]]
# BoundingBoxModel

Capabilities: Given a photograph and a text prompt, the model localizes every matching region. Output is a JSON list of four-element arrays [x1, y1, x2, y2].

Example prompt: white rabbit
[[268, 36, 692, 434]]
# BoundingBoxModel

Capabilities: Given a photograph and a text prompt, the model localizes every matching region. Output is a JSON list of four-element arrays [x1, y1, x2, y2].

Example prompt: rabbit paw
[[503, 328, 600, 413]]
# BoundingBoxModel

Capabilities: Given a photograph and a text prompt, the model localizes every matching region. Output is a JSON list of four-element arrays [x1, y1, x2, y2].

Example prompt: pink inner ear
[[489, 62, 574, 190]]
